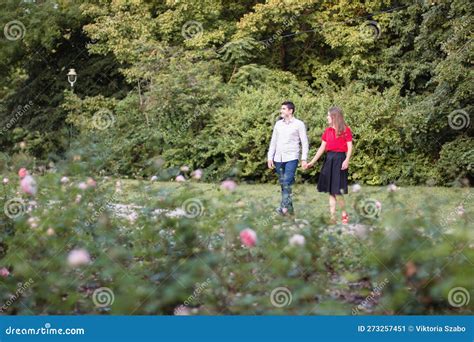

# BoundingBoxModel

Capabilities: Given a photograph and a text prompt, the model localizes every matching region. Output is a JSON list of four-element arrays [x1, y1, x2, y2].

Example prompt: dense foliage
[[0, 0, 472, 185]]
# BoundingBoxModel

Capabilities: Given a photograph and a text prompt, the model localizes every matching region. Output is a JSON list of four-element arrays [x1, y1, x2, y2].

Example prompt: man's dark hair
[[281, 101, 295, 114]]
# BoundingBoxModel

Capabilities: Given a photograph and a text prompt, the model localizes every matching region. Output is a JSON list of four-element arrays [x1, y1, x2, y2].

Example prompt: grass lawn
[[112, 179, 473, 222]]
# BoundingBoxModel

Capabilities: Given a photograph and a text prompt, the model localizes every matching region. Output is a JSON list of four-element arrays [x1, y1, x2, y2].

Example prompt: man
[[267, 101, 309, 216]]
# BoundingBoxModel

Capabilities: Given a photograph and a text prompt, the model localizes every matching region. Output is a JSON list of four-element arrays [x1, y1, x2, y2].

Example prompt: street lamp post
[[67, 68, 77, 89], [66, 68, 77, 149]]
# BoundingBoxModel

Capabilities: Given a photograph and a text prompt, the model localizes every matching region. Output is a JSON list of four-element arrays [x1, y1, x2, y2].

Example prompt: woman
[[305, 106, 353, 224]]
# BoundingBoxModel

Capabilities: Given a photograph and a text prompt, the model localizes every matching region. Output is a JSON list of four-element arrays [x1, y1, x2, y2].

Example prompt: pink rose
[[220, 180, 237, 191], [176, 175, 186, 182], [20, 175, 37, 196], [67, 248, 91, 267], [0, 267, 10, 278], [86, 177, 97, 188], [18, 168, 36, 195], [240, 228, 257, 247], [18, 168, 27, 179], [375, 201, 382, 209]]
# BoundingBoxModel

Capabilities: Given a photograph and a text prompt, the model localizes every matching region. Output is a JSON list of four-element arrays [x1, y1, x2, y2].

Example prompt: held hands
[[303, 161, 315, 170]]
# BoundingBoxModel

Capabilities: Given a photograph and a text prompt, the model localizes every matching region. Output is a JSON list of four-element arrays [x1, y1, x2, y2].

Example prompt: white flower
[[2, 177, 9, 185], [67, 249, 91, 267], [27, 216, 39, 229], [289, 234, 306, 247], [60, 176, 70, 184], [150, 176, 158, 182], [78, 182, 87, 190], [191, 169, 203, 180], [127, 212, 138, 223], [180, 166, 190, 172], [351, 184, 361, 193], [174, 305, 191, 316], [387, 184, 398, 192]]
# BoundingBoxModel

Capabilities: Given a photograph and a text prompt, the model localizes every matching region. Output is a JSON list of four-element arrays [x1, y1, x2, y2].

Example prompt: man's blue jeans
[[274, 159, 298, 213]]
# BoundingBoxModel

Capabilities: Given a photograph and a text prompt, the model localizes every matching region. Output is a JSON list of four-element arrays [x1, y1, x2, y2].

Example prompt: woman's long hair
[[328, 106, 347, 136]]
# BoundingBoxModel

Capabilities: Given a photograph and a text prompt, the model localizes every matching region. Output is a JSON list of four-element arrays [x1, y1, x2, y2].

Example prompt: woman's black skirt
[[317, 151, 348, 195]]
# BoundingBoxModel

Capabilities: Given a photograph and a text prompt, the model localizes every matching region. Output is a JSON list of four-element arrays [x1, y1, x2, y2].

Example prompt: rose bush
[[0, 165, 472, 315]]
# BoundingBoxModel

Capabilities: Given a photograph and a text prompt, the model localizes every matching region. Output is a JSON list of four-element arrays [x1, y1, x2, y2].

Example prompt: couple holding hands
[[267, 101, 353, 225]]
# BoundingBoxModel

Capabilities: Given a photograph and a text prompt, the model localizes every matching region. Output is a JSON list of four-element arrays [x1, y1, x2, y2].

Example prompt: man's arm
[[267, 123, 278, 169], [299, 122, 309, 168]]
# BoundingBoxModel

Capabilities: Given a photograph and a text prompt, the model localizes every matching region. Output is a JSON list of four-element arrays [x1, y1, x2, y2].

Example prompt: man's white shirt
[[267, 117, 309, 163]]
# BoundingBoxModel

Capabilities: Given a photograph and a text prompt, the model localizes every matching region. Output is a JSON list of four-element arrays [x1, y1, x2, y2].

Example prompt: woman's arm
[[308, 141, 326, 166], [341, 141, 353, 170]]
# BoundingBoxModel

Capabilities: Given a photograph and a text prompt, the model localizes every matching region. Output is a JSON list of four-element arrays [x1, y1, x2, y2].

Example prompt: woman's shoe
[[342, 213, 349, 225]]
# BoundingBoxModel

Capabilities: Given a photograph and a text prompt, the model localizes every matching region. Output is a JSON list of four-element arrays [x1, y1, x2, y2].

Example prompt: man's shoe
[[276, 207, 286, 216], [276, 207, 295, 217]]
